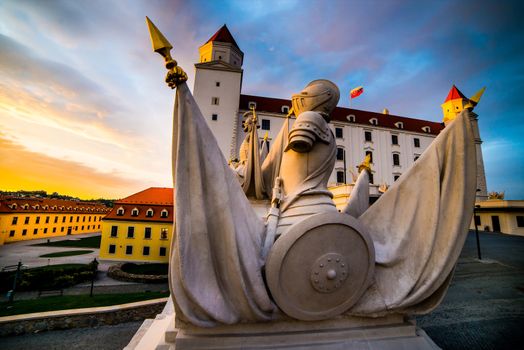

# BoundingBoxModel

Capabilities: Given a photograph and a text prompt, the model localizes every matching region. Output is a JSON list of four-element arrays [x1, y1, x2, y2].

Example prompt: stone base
[[127, 301, 440, 350]]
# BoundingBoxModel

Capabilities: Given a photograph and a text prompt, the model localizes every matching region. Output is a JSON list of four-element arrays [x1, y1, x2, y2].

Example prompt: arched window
[[281, 105, 290, 114], [131, 208, 139, 217], [347, 115, 356, 122], [369, 118, 378, 126], [392, 153, 400, 166], [421, 126, 431, 133], [395, 122, 404, 129], [146, 208, 154, 217], [116, 207, 125, 216], [161, 209, 169, 218]]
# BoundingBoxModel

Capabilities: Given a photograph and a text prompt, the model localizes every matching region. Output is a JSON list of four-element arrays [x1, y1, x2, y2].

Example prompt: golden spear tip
[[146, 16, 174, 62], [469, 86, 486, 105]]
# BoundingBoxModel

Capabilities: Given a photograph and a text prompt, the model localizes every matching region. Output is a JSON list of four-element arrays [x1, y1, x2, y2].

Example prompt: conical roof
[[444, 85, 467, 102], [205, 24, 240, 51]]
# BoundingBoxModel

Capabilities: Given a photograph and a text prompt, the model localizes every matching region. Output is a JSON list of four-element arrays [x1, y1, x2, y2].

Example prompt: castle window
[[335, 127, 343, 138], [9, 230, 15, 237], [161, 228, 168, 240], [281, 105, 290, 114], [24, 217, 30, 224], [108, 245, 116, 254], [216, 81, 220, 87], [212, 97, 220, 105], [146, 209, 154, 217], [391, 134, 398, 145], [369, 118, 378, 126], [347, 115, 356, 122], [33, 228, 38, 235], [393, 153, 400, 166], [131, 208, 139, 217], [145, 227, 152, 239], [116, 207, 124, 216], [36, 217, 40, 224], [212, 114, 218, 121], [12, 217, 18, 225], [22, 229, 27, 236], [369, 173, 374, 184], [475, 215, 481, 226], [364, 131, 372, 142], [261, 119, 271, 130], [76, 216, 79, 222], [422, 126, 431, 133], [46, 216, 50, 223], [44, 228, 48, 233], [336, 171, 345, 184], [517, 216, 524, 227], [414, 138, 420, 148], [127, 226, 135, 238], [414, 155, 420, 161], [54, 216, 58, 223], [248, 101, 257, 109], [125, 246, 133, 255], [394, 175, 400, 181], [395, 122, 404, 129], [336, 147, 345, 161], [160, 247, 167, 256], [111, 226, 118, 237], [160, 209, 168, 218], [143, 246, 150, 256]]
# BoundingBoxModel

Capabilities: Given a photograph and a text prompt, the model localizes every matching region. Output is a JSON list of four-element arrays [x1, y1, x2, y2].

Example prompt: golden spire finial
[[358, 154, 372, 174]]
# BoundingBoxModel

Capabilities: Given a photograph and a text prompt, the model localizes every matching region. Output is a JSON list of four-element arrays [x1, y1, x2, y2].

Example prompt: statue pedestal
[[127, 300, 440, 350]]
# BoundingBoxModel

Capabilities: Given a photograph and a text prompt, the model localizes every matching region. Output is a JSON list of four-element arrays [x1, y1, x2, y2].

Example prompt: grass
[[39, 250, 94, 258], [0, 291, 169, 317], [29, 264, 88, 271], [121, 263, 169, 276], [32, 235, 101, 248]]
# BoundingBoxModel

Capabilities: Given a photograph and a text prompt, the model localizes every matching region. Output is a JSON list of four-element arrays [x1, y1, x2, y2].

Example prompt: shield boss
[[266, 212, 374, 321]]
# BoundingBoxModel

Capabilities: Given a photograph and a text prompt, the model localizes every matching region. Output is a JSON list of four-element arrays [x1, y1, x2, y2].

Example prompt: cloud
[[0, 134, 150, 199]]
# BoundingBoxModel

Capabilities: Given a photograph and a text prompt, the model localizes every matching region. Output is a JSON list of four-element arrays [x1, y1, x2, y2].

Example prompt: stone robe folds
[[170, 83, 275, 327]]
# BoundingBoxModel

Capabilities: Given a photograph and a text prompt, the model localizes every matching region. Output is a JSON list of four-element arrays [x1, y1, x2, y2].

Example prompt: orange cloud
[[0, 135, 151, 200]]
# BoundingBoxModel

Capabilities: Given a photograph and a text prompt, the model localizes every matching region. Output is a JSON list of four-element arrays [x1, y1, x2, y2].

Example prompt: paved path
[[2, 231, 523, 349]]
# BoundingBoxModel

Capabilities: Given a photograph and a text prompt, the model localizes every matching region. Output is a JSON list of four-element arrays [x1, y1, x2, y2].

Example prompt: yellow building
[[0, 196, 110, 245], [99, 187, 173, 263], [470, 199, 524, 236]]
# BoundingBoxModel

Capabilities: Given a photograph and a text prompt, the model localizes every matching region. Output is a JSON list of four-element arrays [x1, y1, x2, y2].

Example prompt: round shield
[[265, 212, 375, 321]]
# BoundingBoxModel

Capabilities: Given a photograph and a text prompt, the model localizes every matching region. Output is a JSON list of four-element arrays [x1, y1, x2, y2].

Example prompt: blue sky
[[0, 0, 522, 199]]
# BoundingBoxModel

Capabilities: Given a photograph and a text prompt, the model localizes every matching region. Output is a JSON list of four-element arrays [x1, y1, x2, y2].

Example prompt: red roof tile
[[239, 95, 444, 136], [444, 85, 467, 102], [104, 187, 174, 223], [0, 197, 110, 214], [206, 24, 240, 51], [117, 187, 173, 205]]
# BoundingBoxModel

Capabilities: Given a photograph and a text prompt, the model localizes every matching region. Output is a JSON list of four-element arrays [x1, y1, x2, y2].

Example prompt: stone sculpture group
[[146, 17, 478, 349]]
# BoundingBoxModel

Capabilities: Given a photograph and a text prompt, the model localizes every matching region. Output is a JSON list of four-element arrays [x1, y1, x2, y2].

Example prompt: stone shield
[[266, 212, 375, 321]]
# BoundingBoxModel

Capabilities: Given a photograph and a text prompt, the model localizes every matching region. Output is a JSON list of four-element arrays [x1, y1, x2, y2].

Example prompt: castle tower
[[441, 85, 488, 201], [193, 25, 244, 160]]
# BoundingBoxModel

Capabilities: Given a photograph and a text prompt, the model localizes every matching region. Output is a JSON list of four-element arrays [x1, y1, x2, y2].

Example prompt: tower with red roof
[[193, 25, 244, 160]]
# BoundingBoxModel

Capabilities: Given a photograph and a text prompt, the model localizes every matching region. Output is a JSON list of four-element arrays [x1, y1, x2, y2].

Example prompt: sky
[[0, 0, 523, 200]]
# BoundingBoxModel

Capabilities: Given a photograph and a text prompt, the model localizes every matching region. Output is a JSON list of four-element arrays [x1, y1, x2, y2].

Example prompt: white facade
[[192, 26, 485, 198]]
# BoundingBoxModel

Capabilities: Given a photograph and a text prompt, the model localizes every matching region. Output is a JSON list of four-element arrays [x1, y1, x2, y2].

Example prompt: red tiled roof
[[239, 95, 444, 136], [205, 24, 240, 51], [104, 187, 173, 223], [0, 197, 110, 214], [444, 85, 467, 102], [117, 187, 173, 205]]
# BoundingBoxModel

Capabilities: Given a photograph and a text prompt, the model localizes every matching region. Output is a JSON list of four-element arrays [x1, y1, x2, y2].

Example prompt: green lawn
[[40, 250, 94, 258], [0, 292, 169, 317], [32, 235, 101, 248]]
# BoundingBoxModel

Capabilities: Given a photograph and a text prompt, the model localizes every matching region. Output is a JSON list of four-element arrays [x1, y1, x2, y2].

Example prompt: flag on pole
[[350, 86, 364, 99]]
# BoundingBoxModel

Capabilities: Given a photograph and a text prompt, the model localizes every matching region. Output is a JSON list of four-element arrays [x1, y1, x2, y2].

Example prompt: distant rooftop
[[205, 24, 241, 51]]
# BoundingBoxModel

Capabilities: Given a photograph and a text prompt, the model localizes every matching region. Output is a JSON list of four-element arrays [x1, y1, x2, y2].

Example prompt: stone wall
[[0, 298, 168, 337]]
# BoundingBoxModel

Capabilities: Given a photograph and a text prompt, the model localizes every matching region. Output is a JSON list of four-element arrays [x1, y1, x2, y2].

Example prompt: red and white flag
[[350, 86, 364, 99]]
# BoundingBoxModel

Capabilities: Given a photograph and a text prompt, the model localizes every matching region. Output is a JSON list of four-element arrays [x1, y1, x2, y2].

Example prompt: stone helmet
[[291, 79, 340, 119]]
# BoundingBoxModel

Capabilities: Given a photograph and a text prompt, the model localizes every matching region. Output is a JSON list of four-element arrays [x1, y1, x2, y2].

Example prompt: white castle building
[[192, 25, 488, 202]]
